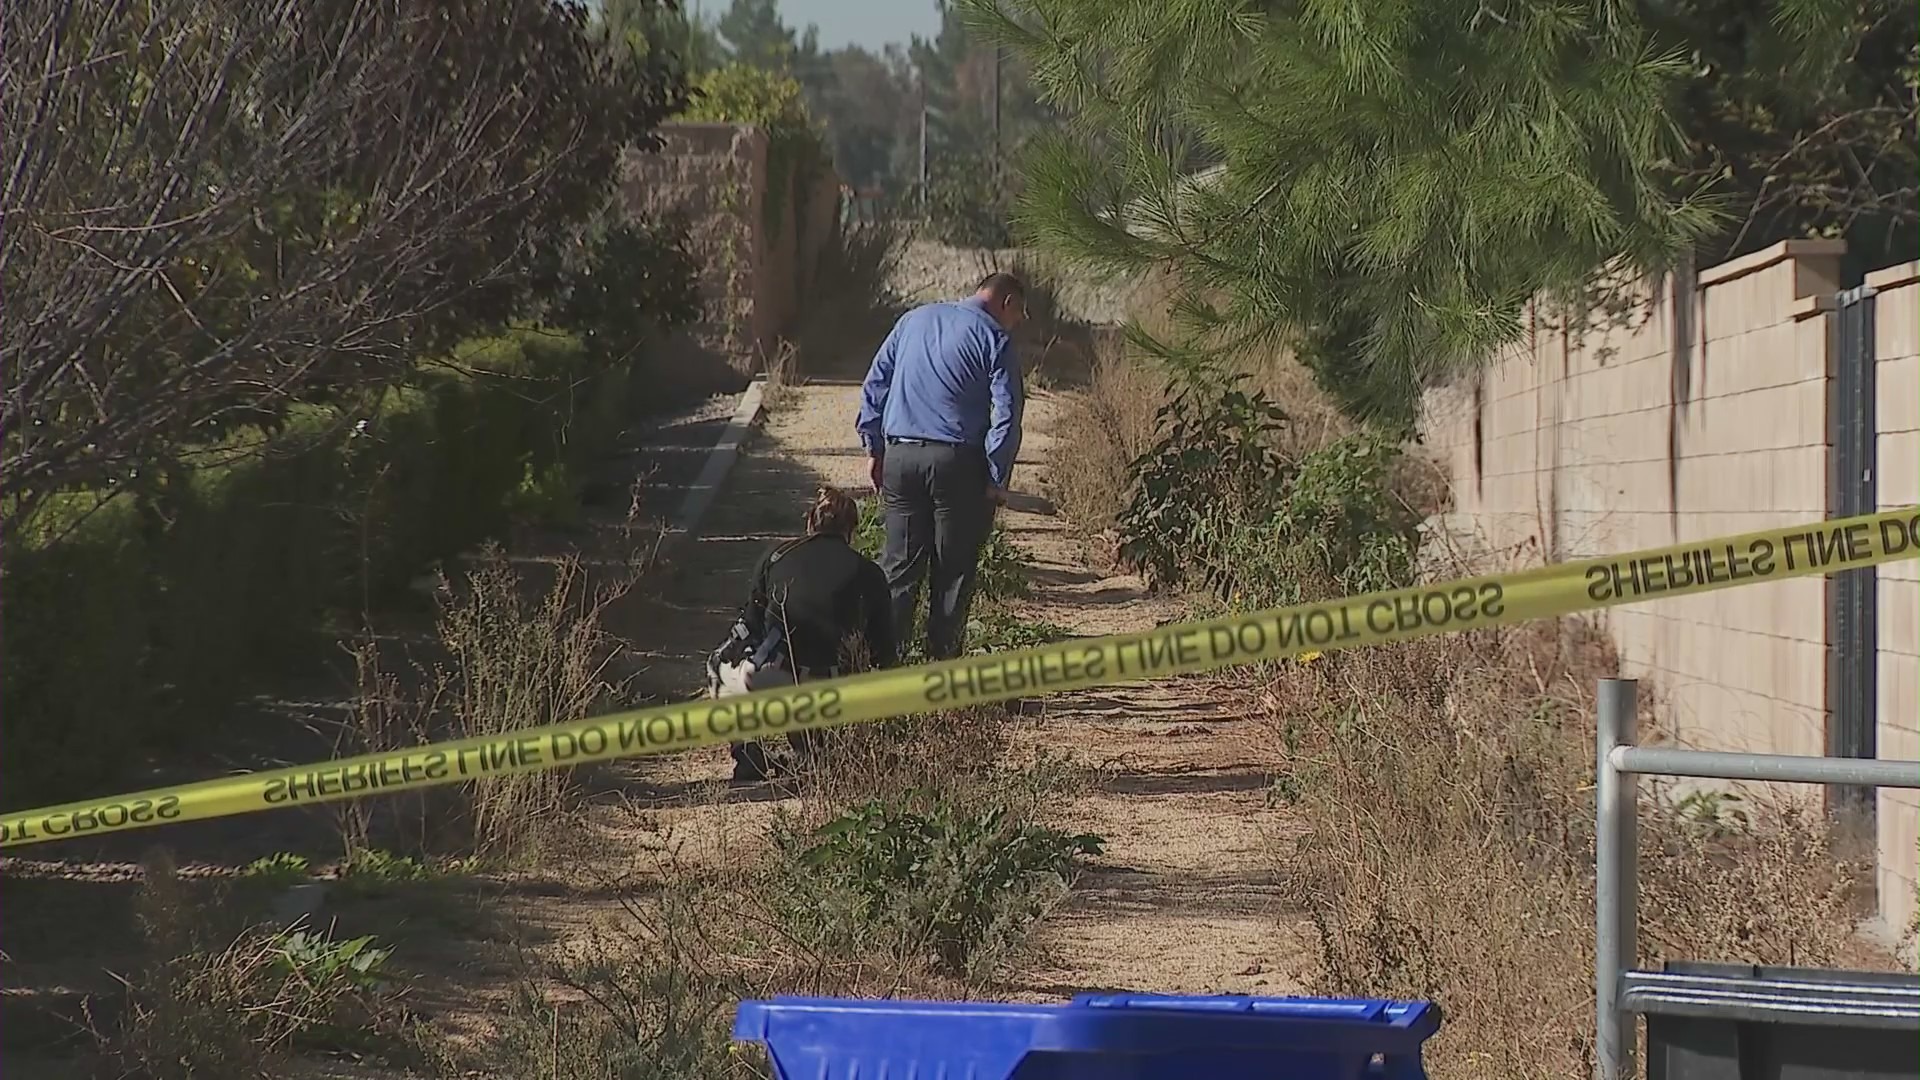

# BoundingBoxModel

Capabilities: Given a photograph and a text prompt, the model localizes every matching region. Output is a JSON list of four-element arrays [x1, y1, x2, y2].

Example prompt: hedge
[[1, 330, 627, 806]]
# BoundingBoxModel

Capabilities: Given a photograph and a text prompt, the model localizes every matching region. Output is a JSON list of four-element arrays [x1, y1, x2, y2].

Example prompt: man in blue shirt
[[855, 273, 1027, 661]]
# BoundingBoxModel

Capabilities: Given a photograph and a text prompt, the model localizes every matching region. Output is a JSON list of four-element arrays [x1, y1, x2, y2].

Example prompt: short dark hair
[[975, 272, 1026, 305]]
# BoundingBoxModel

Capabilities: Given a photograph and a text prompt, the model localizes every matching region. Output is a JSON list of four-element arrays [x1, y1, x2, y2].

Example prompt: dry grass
[[1046, 341, 1169, 530], [1251, 621, 1867, 1080], [760, 338, 800, 411], [1046, 270, 1379, 533], [97, 853, 422, 1079], [339, 548, 631, 863]]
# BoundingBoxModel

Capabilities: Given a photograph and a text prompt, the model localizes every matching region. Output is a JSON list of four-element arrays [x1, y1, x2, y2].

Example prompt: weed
[[793, 707, 1017, 811], [340, 549, 627, 862], [975, 524, 1034, 603], [343, 847, 432, 881], [964, 607, 1074, 653], [1049, 342, 1169, 529], [1118, 377, 1418, 606], [1671, 788, 1751, 838], [239, 852, 313, 889], [852, 494, 887, 561], [776, 794, 1101, 981], [100, 854, 414, 1078], [490, 881, 750, 1080], [334, 848, 439, 899], [507, 458, 584, 529], [269, 929, 392, 991]]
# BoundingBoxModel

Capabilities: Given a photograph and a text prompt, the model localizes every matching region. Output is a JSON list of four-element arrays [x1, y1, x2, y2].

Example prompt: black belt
[[885, 436, 967, 448]]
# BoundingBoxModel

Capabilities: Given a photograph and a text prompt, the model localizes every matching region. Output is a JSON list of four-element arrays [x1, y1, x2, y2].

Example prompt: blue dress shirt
[[855, 298, 1024, 488]]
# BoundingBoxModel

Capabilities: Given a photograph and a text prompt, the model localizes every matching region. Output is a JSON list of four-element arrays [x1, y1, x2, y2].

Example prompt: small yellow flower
[[1297, 650, 1323, 664]]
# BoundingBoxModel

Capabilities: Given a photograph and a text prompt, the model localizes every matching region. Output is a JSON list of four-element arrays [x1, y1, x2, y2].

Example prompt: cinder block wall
[[1422, 240, 1845, 756], [622, 122, 843, 380], [1871, 261, 1919, 937], [624, 123, 765, 380]]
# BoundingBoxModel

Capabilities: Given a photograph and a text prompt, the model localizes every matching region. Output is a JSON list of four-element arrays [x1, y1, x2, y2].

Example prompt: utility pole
[[918, 73, 929, 215], [989, 46, 1002, 182]]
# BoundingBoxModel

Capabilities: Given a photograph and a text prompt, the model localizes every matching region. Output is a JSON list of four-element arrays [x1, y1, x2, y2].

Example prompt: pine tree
[[959, 0, 1721, 427]]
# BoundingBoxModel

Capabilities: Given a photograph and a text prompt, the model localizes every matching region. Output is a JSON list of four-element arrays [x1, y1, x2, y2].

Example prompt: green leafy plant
[[505, 458, 583, 528], [787, 798, 1103, 976], [269, 929, 393, 992], [1118, 376, 1418, 608], [1118, 375, 1288, 594], [682, 63, 830, 236], [974, 525, 1033, 603], [336, 848, 436, 898], [239, 853, 313, 889], [1672, 789, 1751, 839], [965, 608, 1073, 653]]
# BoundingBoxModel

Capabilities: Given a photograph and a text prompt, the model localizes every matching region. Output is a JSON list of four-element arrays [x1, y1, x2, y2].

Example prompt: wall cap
[[1865, 262, 1920, 291], [1697, 238, 1848, 289], [1790, 294, 1834, 322]]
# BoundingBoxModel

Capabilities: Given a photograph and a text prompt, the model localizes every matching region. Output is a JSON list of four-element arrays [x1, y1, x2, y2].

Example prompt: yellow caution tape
[[5, 508, 1918, 849]]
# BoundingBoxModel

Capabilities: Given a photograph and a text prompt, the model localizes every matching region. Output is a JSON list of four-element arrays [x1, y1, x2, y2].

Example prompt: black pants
[[880, 440, 993, 661], [728, 666, 837, 778]]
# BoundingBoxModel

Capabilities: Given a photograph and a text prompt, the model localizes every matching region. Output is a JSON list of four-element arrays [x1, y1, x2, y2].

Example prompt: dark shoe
[[731, 742, 776, 783]]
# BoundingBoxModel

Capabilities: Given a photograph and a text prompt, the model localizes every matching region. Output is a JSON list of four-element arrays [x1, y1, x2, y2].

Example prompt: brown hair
[[803, 485, 859, 540]]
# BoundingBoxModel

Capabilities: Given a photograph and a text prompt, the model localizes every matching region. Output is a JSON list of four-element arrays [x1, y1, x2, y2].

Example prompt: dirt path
[[987, 392, 1307, 999], [687, 380, 1306, 998]]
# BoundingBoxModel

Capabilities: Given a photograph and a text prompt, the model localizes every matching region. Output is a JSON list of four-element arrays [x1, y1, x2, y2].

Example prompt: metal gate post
[[1596, 679, 1640, 1080], [1826, 284, 1879, 814]]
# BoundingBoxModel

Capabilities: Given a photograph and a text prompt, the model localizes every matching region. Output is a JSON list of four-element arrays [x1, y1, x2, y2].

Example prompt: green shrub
[[777, 796, 1102, 979], [0, 330, 636, 806], [682, 63, 829, 237], [1118, 376, 1419, 609], [1, 492, 151, 796]]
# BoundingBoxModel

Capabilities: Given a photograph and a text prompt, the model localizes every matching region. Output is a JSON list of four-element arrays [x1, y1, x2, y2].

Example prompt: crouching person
[[706, 486, 894, 782]]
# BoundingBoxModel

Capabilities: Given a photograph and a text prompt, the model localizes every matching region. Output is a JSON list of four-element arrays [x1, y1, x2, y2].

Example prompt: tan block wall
[[1422, 241, 1845, 758], [1872, 262, 1920, 936], [623, 122, 843, 379]]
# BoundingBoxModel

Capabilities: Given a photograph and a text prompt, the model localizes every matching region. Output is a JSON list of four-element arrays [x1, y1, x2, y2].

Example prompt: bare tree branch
[[0, 0, 686, 525]]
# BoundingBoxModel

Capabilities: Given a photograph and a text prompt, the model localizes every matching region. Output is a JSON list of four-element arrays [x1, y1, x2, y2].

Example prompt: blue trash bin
[[732, 992, 1442, 1079]]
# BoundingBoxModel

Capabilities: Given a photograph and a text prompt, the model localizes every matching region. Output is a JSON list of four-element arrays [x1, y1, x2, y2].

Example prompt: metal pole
[[917, 75, 928, 215], [1596, 678, 1639, 1080], [1610, 746, 1920, 789], [990, 46, 1002, 174]]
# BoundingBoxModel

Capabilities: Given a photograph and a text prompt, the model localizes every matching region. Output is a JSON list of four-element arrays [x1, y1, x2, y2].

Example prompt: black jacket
[[744, 534, 894, 673]]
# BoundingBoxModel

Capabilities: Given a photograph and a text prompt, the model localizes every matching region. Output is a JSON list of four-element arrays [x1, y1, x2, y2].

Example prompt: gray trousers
[[880, 440, 992, 661]]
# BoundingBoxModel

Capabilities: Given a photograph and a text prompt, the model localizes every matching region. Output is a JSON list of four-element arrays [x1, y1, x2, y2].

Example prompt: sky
[[717, 0, 941, 52]]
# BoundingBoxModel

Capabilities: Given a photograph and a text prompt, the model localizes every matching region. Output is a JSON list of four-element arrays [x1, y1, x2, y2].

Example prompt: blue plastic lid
[[733, 992, 1441, 1079]]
